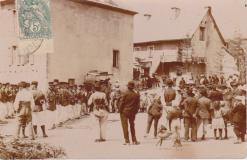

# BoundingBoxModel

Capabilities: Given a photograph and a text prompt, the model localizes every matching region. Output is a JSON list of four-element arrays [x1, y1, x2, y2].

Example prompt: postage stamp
[[16, 0, 52, 40]]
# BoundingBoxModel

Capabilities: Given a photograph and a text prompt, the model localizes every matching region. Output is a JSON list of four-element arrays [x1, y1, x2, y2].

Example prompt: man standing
[[182, 88, 198, 142], [231, 96, 246, 144], [77, 85, 88, 115], [197, 88, 212, 140], [46, 82, 57, 129], [14, 81, 35, 140], [58, 82, 71, 123], [31, 81, 48, 138], [119, 81, 140, 145], [88, 83, 109, 142], [164, 79, 176, 131]]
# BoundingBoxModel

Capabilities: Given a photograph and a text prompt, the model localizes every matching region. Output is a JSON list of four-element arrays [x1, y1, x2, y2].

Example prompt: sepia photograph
[[0, 0, 246, 159]]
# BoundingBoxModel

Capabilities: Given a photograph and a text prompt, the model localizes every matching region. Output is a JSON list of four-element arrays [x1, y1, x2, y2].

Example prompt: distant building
[[133, 7, 226, 79], [0, 0, 136, 90]]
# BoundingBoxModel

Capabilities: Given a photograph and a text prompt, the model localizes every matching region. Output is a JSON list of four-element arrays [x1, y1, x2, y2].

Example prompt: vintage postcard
[[0, 0, 246, 159]]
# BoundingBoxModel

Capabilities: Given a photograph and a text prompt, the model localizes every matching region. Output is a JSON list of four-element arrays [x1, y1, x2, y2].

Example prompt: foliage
[[0, 138, 66, 159]]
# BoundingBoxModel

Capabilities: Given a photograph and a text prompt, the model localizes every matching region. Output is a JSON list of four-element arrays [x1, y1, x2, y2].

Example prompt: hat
[[48, 82, 54, 86], [31, 81, 38, 86], [54, 79, 59, 83], [166, 79, 173, 86], [127, 81, 135, 89], [18, 81, 26, 88]]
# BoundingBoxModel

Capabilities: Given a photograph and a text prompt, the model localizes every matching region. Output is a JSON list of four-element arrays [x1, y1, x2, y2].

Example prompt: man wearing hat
[[31, 81, 48, 138], [77, 85, 89, 115], [119, 81, 140, 145], [197, 88, 212, 140], [230, 82, 242, 96], [182, 88, 198, 142], [163, 79, 176, 131], [231, 95, 246, 144], [58, 82, 71, 123], [14, 81, 35, 140], [68, 85, 77, 119], [110, 85, 121, 113], [46, 82, 57, 129], [5, 83, 15, 119], [88, 82, 109, 142]]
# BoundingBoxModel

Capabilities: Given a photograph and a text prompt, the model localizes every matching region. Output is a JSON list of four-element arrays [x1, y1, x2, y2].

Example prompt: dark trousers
[[146, 114, 160, 137], [120, 113, 137, 143], [223, 118, 228, 138], [233, 122, 246, 141], [184, 117, 197, 141]]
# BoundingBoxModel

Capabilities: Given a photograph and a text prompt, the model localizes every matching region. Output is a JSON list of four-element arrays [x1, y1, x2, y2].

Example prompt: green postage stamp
[[16, 0, 52, 39]]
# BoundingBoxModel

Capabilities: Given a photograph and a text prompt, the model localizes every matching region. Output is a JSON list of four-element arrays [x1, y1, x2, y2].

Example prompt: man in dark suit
[[197, 88, 212, 140], [164, 79, 176, 131], [119, 81, 140, 145], [182, 88, 198, 141], [231, 96, 246, 144]]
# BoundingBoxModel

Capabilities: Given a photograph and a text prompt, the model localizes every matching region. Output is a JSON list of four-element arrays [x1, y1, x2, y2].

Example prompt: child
[[212, 102, 225, 140]]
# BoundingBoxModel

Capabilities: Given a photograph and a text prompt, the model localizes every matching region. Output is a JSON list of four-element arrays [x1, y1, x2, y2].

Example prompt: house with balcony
[[133, 7, 226, 79]]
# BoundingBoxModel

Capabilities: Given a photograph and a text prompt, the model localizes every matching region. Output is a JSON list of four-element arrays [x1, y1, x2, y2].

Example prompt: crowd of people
[[140, 74, 246, 146], [0, 73, 246, 147]]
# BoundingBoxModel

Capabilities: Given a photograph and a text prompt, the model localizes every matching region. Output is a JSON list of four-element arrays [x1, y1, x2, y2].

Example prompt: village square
[[0, 0, 246, 159]]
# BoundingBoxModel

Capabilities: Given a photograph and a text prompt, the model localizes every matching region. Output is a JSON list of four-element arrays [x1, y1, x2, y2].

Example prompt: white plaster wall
[[49, 0, 134, 84], [0, 4, 47, 91], [222, 49, 239, 77], [191, 11, 225, 75]]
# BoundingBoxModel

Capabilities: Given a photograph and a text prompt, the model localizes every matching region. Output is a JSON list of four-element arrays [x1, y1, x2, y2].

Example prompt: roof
[[134, 7, 225, 45], [70, 0, 137, 15]]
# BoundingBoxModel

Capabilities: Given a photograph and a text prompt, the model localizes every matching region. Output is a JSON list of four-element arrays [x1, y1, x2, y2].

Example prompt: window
[[10, 45, 17, 66], [199, 27, 205, 41], [134, 47, 141, 51], [147, 45, 154, 51], [148, 45, 154, 58], [113, 50, 119, 68]]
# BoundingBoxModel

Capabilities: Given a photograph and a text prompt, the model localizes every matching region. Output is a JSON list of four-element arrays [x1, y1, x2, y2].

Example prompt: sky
[[117, 0, 247, 39]]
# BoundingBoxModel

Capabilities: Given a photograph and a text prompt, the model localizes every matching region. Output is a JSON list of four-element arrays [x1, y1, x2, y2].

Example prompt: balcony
[[134, 49, 180, 63]]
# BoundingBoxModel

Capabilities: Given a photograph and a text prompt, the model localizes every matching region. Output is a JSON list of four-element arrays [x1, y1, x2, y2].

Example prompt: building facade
[[133, 7, 226, 79], [0, 0, 136, 90]]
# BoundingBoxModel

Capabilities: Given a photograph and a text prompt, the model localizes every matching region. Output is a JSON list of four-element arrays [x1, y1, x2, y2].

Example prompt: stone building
[[0, 0, 136, 90], [133, 7, 226, 79]]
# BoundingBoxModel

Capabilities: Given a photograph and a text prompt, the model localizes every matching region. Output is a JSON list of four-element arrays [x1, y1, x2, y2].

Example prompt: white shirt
[[88, 91, 108, 106], [14, 88, 35, 111]]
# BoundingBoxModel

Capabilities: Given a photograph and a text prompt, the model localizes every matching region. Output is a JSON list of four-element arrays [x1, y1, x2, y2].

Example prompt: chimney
[[205, 6, 212, 13], [171, 7, 181, 19]]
